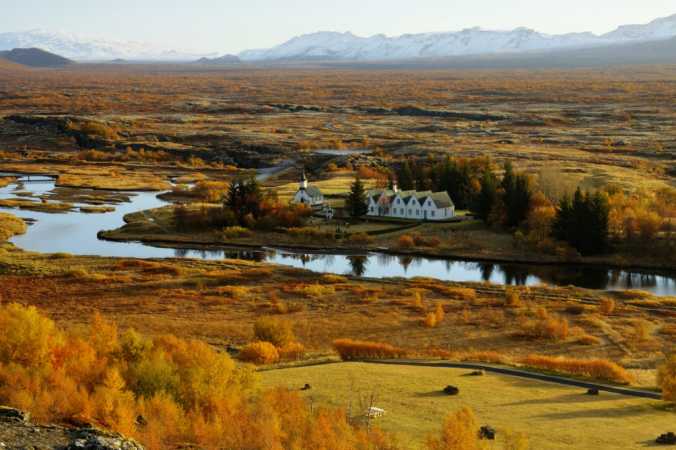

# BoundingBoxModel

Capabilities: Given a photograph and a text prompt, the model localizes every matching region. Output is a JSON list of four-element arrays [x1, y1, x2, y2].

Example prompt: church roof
[[301, 185, 323, 197]]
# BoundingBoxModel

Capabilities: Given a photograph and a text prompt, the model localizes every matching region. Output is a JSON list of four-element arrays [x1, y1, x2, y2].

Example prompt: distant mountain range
[[0, 30, 214, 61], [1, 13, 675, 64], [195, 54, 241, 65], [240, 13, 676, 61], [0, 47, 72, 67]]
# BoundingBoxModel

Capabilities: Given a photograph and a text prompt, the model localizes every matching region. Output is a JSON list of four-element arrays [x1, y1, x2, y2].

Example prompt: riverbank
[[100, 205, 676, 273]]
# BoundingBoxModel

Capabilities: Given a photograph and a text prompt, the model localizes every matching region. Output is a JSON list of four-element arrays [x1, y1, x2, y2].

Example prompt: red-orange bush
[[519, 354, 634, 384], [333, 339, 407, 361], [239, 341, 280, 365]]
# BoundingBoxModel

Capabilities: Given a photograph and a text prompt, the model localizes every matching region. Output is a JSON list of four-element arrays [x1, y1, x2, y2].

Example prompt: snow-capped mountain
[[0, 30, 214, 61], [239, 13, 676, 61]]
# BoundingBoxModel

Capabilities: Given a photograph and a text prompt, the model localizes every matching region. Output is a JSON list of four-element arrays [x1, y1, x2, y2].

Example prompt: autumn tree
[[553, 188, 609, 255]]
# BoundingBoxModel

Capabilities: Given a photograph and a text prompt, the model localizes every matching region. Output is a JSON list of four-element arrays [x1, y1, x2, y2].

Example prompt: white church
[[292, 171, 325, 207], [366, 184, 455, 221]]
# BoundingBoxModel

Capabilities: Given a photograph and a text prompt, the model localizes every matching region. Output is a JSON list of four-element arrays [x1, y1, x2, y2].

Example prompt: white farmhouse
[[366, 185, 455, 221], [292, 171, 324, 207]]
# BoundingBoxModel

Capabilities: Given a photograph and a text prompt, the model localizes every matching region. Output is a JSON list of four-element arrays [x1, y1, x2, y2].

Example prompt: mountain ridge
[[239, 13, 676, 61], [0, 29, 214, 61]]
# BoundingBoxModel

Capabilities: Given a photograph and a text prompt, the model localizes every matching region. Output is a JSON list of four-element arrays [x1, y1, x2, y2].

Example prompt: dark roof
[[368, 189, 454, 208], [301, 186, 322, 197], [429, 192, 454, 208]]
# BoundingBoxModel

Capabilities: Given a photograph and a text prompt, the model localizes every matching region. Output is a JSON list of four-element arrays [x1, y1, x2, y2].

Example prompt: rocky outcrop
[[0, 406, 144, 450]]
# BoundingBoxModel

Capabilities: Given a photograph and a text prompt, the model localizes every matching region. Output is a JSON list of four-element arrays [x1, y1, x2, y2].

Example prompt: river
[[1, 173, 674, 295]]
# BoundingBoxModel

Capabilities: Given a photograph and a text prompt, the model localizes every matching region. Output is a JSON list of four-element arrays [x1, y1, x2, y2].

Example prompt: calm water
[[1, 174, 675, 295]]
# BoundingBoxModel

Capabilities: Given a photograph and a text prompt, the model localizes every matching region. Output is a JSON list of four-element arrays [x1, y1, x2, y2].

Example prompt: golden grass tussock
[[321, 274, 348, 284], [222, 226, 252, 239], [0, 212, 27, 241], [612, 290, 654, 301], [657, 355, 676, 402], [333, 339, 408, 361], [599, 297, 616, 315], [504, 288, 523, 308], [516, 307, 569, 341], [253, 317, 296, 348], [423, 312, 438, 328], [519, 354, 634, 384]]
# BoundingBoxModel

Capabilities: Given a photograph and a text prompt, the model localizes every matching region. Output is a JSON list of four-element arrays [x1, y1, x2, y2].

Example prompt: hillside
[[0, 57, 25, 72], [0, 47, 72, 67]]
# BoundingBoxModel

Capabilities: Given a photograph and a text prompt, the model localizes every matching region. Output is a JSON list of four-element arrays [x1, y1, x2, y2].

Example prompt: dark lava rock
[[0, 406, 29, 423], [656, 432, 676, 445], [0, 406, 144, 449], [479, 426, 496, 440], [586, 388, 600, 396], [468, 370, 485, 377], [301, 383, 312, 391], [443, 385, 460, 396]]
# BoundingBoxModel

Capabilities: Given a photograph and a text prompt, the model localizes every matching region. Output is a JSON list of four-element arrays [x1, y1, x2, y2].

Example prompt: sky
[[1, 0, 674, 54]]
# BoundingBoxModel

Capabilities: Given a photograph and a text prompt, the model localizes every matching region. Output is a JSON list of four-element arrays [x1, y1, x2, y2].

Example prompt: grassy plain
[[260, 362, 674, 449]]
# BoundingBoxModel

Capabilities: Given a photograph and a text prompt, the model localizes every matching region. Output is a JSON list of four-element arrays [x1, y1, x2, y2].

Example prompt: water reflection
[[1, 174, 675, 296], [348, 255, 368, 277]]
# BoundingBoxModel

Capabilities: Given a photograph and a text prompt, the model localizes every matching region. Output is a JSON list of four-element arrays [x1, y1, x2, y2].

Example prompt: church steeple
[[300, 170, 308, 190]]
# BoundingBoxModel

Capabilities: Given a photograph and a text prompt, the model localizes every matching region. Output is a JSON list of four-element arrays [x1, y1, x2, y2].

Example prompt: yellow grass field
[[260, 362, 675, 450]]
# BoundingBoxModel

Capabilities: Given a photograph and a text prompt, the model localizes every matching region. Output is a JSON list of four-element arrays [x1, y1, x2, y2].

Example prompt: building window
[[408, 209, 412, 215], [431, 211, 436, 217]]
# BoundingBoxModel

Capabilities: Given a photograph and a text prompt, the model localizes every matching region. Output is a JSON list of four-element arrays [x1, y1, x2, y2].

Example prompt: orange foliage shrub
[[333, 339, 407, 361], [442, 287, 476, 301], [423, 313, 438, 328], [347, 232, 375, 245], [504, 288, 523, 308], [598, 298, 616, 315], [425, 407, 481, 450], [398, 234, 415, 248], [0, 304, 396, 449], [278, 342, 306, 361], [239, 341, 280, 365], [517, 308, 569, 341], [253, 317, 295, 347], [519, 354, 634, 384], [657, 355, 676, 402], [434, 303, 445, 323]]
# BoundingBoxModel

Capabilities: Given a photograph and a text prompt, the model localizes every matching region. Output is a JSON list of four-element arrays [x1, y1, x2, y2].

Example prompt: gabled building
[[292, 171, 324, 207], [366, 184, 455, 221]]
